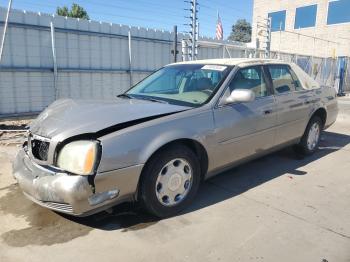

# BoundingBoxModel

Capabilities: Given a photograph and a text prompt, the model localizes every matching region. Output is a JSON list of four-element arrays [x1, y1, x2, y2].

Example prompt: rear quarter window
[[290, 63, 320, 90], [289, 68, 303, 91]]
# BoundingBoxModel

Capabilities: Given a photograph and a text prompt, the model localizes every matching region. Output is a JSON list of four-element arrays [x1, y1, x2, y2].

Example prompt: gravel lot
[[0, 100, 349, 262]]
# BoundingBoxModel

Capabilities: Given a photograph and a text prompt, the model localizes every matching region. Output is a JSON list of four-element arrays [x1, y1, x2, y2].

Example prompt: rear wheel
[[139, 144, 200, 218], [294, 116, 322, 156]]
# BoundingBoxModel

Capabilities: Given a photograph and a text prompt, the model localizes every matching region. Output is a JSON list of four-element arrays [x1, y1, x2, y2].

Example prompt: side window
[[268, 65, 296, 94], [289, 69, 304, 91], [228, 66, 268, 98]]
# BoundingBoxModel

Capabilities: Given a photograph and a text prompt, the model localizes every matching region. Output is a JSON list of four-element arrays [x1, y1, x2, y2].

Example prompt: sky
[[0, 0, 253, 39]]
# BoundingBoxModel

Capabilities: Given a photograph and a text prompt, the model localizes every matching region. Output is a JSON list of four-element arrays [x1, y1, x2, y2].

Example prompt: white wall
[[252, 0, 350, 58]]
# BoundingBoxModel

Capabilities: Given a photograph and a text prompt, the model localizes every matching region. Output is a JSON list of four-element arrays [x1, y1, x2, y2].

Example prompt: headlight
[[57, 140, 100, 175]]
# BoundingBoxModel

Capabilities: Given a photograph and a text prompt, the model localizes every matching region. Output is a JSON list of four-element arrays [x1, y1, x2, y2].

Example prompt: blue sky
[[0, 0, 253, 38]]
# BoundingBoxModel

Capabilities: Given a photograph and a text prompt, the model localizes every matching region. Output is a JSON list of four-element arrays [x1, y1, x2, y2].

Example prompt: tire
[[139, 144, 201, 218], [294, 116, 322, 156]]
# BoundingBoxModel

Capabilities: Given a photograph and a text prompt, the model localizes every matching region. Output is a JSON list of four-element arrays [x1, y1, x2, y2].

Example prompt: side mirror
[[225, 89, 255, 104]]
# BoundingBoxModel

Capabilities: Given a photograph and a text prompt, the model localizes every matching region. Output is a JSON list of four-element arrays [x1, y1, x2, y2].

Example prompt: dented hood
[[30, 98, 189, 140]]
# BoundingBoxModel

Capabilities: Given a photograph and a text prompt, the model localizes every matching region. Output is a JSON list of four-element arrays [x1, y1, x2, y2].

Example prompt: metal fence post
[[50, 21, 58, 99], [225, 46, 232, 58], [128, 30, 133, 87], [345, 57, 350, 92], [182, 40, 189, 61], [0, 0, 13, 65], [173, 25, 178, 63]]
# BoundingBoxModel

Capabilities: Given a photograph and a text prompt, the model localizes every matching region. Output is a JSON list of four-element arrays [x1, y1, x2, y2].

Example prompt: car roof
[[170, 58, 290, 67], [167, 58, 320, 90]]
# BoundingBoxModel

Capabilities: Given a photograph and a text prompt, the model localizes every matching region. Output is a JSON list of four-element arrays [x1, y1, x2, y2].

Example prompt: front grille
[[23, 192, 74, 214], [41, 201, 74, 214], [30, 135, 50, 161]]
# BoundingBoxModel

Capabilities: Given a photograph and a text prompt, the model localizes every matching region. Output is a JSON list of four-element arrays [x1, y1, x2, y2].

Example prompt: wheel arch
[[144, 138, 208, 179], [311, 107, 327, 128], [135, 138, 209, 200]]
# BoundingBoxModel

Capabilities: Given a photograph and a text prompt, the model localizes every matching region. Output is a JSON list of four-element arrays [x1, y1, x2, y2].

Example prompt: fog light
[[88, 189, 119, 206]]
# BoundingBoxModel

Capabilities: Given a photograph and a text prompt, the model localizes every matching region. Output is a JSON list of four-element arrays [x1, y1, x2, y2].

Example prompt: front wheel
[[294, 116, 322, 156], [139, 144, 201, 218]]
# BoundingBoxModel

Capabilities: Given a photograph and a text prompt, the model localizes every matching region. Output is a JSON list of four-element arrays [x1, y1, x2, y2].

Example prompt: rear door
[[265, 64, 313, 145], [212, 65, 277, 170]]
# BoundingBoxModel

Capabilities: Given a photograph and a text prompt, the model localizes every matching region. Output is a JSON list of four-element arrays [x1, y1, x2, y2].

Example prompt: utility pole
[[256, 16, 271, 58], [184, 0, 198, 60], [191, 0, 197, 60], [265, 17, 272, 59]]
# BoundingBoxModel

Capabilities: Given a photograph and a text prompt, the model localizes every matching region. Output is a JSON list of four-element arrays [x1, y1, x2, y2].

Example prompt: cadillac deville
[[13, 58, 338, 218]]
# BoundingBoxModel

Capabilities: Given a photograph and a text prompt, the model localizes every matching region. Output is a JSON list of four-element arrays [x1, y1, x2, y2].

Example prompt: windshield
[[126, 64, 231, 107]]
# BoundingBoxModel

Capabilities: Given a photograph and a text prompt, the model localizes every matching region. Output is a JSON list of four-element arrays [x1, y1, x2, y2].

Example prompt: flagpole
[[216, 10, 218, 40]]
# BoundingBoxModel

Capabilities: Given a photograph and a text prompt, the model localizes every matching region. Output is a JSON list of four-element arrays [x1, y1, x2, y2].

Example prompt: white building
[[252, 0, 350, 58]]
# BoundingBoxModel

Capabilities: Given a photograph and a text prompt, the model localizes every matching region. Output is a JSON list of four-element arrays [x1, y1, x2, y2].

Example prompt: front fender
[[138, 128, 207, 165], [97, 110, 214, 173]]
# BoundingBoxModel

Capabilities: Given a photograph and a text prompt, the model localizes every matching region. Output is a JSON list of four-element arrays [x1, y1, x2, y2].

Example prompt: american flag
[[216, 12, 223, 40]]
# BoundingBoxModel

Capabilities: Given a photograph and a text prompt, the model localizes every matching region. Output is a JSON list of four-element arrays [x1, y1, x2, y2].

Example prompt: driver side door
[[212, 65, 277, 170]]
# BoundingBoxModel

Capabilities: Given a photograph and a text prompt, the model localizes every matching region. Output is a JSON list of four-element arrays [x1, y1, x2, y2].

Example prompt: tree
[[228, 19, 252, 43], [56, 3, 89, 20]]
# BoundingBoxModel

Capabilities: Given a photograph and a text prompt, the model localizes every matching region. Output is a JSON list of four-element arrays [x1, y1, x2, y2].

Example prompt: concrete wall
[[252, 0, 350, 58]]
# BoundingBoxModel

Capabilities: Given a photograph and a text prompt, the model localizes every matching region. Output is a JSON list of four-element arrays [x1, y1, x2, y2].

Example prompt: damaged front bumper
[[13, 148, 143, 216]]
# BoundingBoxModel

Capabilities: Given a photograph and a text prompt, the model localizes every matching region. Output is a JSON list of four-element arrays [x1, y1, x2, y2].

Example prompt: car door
[[265, 64, 313, 145], [212, 65, 277, 170]]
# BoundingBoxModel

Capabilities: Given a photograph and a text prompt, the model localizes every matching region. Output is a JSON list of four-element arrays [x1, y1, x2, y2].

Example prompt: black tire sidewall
[[299, 116, 322, 155], [140, 144, 201, 218]]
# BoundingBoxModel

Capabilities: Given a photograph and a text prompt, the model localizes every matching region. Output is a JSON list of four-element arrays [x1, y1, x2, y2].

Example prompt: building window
[[268, 10, 286, 32], [327, 0, 350, 25], [294, 4, 317, 29]]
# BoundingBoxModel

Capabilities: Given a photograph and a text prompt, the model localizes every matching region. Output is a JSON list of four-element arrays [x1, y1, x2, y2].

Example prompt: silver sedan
[[13, 58, 338, 218]]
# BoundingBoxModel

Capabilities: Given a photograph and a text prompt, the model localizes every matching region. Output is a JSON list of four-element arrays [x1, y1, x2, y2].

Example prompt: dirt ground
[[0, 101, 349, 262], [0, 118, 32, 146]]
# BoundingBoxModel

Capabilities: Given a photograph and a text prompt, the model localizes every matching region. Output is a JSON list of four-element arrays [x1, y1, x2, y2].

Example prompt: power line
[[199, 0, 251, 16], [9, 1, 184, 30], [6, 0, 251, 38], [73, 0, 185, 19], [110, 0, 185, 13], [17, 0, 185, 20]]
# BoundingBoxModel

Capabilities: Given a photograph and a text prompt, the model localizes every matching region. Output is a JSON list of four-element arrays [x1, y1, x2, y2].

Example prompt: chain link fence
[[270, 51, 338, 88]]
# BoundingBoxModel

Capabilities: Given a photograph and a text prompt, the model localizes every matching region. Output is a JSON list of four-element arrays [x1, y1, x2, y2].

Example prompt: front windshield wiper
[[137, 97, 169, 104], [118, 93, 168, 104], [117, 93, 133, 99]]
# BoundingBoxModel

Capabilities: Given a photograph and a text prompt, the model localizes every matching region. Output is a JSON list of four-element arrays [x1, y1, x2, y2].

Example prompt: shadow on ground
[[0, 131, 349, 247]]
